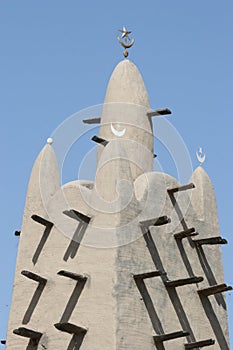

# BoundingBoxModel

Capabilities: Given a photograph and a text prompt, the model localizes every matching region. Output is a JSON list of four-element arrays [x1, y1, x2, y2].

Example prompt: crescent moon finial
[[118, 26, 134, 58], [196, 147, 206, 165]]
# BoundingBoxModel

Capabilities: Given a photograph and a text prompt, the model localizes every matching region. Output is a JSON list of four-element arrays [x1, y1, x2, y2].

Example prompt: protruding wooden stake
[[185, 338, 215, 349], [58, 270, 87, 282], [134, 271, 165, 280], [165, 276, 203, 288], [63, 209, 91, 224], [54, 322, 87, 335], [83, 117, 101, 124], [147, 108, 172, 118], [21, 271, 47, 285], [92, 135, 109, 146], [167, 183, 195, 194], [153, 330, 189, 343], [140, 216, 171, 228], [193, 237, 227, 246], [198, 283, 232, 296], [13, 327, 42, 340], [174, 228, 198, 240], [31, 215, 53, 228]]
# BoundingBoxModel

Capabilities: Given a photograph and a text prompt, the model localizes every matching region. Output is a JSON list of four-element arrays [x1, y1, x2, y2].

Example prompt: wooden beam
[[57, 270, 87, 282], [83, 117, 101, 124], [193, 237, 227, 246], [140, 216, 171, 228], [167, 183, 195, 194], [63, 209, 91, 224], [21, 271, 47, 285], [185, 339, 215, 349], [153, 330, 189, 343], [174, 228, 198, 240], [92, 135, 108, 146], [13, 327, 42, 340], [147, 108, 172, 118], [31, 215, 53, 228], [134, 271, 165, 280], [198, 283, 232, 297], [165, 276, 203, 288], [54, 322, 87, 335]]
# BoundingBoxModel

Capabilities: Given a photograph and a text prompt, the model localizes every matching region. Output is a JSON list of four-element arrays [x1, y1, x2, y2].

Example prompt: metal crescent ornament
[[111, 123, 126, 137], [117, 36, 135, 49], [196, 147, 206, 164]]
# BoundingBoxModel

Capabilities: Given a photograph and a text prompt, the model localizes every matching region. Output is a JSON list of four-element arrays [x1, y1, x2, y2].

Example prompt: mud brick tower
[[5, 29, 232, 350]]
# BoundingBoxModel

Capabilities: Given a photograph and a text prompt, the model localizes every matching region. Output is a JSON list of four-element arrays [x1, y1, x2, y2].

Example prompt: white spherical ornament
[[47, 137, 53, 145]]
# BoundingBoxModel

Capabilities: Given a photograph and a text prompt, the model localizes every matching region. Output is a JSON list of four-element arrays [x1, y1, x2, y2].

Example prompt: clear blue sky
[[1, 0, 233, 345]]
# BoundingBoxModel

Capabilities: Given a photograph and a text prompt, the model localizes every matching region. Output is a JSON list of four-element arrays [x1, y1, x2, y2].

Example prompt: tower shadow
[[31, 215, 53, 265], [168, 193, 195, 277], [169, 191, 226, 308], [134, 277, 164, 335], [63, 210, 91, 262], [143, 229, 195, 343], [67, 333, 86, 350], [26, 339, 39, 350], [63, 223, 88, 262], [199, 295, 229, 350], [23, 283, 46, 324], [168, 190, 229, 347], [196, 246, 226, 309], [60, 280, 86, 323]]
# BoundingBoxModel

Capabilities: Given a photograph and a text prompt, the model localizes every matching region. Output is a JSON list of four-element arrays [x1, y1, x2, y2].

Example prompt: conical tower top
[[104, 59, 150, 108]]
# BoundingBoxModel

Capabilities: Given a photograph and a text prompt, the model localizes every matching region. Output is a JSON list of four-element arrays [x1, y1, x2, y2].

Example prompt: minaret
[[5, 29, 231, 350]]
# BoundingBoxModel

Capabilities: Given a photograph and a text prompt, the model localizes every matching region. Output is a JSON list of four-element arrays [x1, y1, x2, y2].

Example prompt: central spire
[[94, 57, 153, 201]]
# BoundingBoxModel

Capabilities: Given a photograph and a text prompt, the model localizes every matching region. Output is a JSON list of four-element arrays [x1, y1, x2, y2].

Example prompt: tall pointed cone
[[91, 59, 153, 244], [98, 60, 153, 181], [187, 166, 230, 348], [24, 144, 60, 217], [5, 144, 61, 350], [189, 166, 219, 228]]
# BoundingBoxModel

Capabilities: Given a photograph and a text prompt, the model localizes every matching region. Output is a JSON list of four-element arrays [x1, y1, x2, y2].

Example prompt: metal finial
[[196, 147, 206, 165], [118, 26, 135, 58]]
